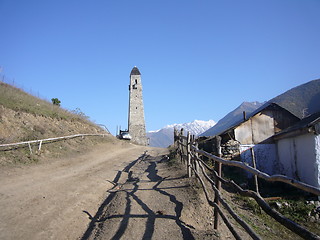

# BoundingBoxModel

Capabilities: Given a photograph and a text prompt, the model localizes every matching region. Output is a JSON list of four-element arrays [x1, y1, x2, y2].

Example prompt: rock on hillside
[[147, 120, 216, 148]]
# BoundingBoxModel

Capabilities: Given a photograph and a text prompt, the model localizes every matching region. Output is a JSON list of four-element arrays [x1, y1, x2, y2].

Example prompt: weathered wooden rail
[[174, 128, 320, 240], [0, 133, 109, 153]]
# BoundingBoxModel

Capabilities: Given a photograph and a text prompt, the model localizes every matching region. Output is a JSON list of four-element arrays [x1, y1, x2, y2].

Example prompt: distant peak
[[154, 119, 216, 133]]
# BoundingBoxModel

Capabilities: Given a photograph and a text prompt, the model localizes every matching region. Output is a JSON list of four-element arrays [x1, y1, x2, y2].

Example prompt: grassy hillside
[[0, 82, 113, 164], [0, 81, 90, 122]]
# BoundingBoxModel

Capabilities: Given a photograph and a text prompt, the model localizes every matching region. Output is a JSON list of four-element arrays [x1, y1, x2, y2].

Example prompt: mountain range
[[147, 120, 216, 148]]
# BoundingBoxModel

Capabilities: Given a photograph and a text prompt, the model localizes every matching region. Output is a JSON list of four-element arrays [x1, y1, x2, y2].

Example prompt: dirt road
[[0, 141, 151, 240], [84, 150, 218, 240], [0, 140, 221, 240]]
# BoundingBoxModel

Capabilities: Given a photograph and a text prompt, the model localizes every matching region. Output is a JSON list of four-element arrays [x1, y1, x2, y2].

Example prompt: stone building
[[128, 66, 148, 145], [198, 103, 300, 160], [271, 111, 320, 188]]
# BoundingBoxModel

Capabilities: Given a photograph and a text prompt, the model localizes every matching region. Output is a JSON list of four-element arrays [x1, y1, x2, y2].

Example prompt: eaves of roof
[[217, 102, 297, 137], [272, 111, 320, 140]]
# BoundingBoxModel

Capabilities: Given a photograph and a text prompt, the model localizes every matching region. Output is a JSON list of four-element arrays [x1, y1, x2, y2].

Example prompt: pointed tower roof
[[130, 66, 141, 76]]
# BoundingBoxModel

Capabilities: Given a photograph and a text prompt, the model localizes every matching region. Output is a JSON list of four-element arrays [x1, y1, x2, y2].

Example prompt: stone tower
[[128, 66, 148, 145]]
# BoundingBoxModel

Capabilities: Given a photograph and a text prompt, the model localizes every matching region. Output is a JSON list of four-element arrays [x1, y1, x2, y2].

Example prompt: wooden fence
[[0, 133, 109, 154], [174, 128, 320, 240]]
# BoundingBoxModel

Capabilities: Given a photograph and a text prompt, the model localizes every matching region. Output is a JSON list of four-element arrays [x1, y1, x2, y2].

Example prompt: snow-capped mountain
[[147, 120, 216, 148]]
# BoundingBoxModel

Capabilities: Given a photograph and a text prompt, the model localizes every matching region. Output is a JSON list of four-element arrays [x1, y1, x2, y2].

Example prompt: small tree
[[51, 98, 61, 106]]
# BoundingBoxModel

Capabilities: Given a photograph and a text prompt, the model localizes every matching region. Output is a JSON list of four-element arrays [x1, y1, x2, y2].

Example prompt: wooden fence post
[[28, 142, 33, 155], [174, 128, 178, 148], [180, 129, 184, 164], [190, 134, 194, 176], [38, 140, 43, 152], [214, 136, 222, 230], [187, 132, 192, 178], [174, 128, 178, 158], [195, 142, 200, 176], [250, 148, 260, 195], [180, 128, 184, 138]]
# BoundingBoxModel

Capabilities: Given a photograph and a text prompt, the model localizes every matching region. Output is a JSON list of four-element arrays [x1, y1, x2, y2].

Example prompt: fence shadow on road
[[81, 152, 146, 240], [81, 153, 195, 240]]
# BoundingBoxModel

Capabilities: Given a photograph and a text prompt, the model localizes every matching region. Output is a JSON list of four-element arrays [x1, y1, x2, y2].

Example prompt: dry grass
[[0, 82, 93, 124], [0, 81, 112, 165]]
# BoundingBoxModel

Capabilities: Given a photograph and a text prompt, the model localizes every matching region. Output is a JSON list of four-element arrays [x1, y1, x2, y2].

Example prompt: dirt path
[[0, 141, 221, 240], [84, 149, 219, 240], [0, 141, 150, 240]]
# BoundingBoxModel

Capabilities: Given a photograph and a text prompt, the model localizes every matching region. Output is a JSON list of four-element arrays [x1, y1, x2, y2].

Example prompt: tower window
[[135, 79, 138, 84]]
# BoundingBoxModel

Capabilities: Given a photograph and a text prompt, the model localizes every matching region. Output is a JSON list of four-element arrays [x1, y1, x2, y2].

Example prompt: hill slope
[[269, 78, 320, 118], [0, 82, 110, 164]]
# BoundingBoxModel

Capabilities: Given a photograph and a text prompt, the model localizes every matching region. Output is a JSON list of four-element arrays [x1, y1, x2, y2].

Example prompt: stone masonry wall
[[128, 73, 147, 146]]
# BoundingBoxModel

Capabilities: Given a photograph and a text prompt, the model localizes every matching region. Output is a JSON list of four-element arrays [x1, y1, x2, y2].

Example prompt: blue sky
[[1, 0, 320, 135]]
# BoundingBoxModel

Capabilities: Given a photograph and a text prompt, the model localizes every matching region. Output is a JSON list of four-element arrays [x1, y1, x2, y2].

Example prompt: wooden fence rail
[[174, 128, 320, 240], [0, 133, 109, 153]]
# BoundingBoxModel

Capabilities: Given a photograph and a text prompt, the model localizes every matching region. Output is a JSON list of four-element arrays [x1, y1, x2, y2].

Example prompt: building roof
[[130, 66, 141, 76], [272, 111, 320, 140], [218, 102, 297, 136]]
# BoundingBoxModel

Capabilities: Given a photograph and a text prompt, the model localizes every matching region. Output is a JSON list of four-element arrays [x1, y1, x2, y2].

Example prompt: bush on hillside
[[51, 98, 61, 106]]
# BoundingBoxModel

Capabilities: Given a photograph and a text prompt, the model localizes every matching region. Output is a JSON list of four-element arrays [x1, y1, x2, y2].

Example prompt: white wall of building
[[315, 135, 320, 188], [240, 144, 277, 175], [277, 133, 320, 188]]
